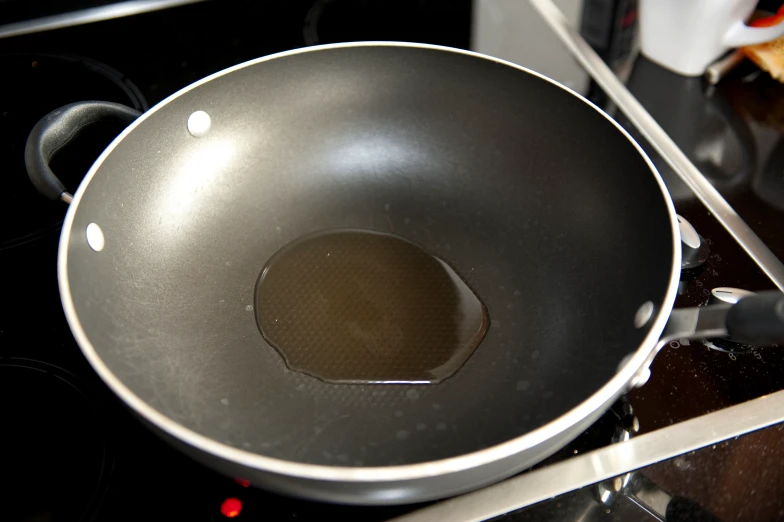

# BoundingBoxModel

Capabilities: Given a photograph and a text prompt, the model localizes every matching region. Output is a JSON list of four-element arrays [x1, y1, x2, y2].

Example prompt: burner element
[[303, 0, 471, 48], [1, 358, 111, 522]]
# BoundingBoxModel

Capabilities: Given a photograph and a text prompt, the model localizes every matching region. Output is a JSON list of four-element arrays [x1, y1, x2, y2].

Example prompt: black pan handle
[[24, 101, 141, 202], [726, 291, 784, 345]]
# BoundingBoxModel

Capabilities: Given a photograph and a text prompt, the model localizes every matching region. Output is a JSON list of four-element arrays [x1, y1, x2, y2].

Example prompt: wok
[[24, 43, 784, 504]]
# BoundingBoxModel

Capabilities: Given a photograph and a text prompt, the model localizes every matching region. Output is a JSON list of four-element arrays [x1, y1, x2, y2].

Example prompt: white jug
[[640, 0, 784, 76]]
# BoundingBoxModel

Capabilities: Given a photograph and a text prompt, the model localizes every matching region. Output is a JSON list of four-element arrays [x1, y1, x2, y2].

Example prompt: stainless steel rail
[[391, 389, 784, 522]]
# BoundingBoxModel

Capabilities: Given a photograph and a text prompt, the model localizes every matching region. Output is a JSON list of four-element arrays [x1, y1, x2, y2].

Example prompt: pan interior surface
[[62, 45, 676, 468]]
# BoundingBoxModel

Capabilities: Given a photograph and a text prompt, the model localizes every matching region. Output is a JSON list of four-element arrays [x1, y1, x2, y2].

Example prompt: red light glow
[[234, 478, 251, 487], [220, 497, 243, 518]]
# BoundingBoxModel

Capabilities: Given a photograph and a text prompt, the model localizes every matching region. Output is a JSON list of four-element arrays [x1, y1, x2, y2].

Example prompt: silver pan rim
[[58, 41, 682, 484]]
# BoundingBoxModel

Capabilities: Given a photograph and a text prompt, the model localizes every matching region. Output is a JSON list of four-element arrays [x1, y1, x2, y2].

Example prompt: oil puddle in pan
[[254, 229, 489, 384]]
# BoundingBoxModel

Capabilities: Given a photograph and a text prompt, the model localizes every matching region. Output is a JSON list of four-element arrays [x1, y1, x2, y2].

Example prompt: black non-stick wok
[[24, 43, 784, 505]]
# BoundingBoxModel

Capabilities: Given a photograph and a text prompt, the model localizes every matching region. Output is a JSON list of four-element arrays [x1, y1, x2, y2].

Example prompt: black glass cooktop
[[1, 1, 783, 521]]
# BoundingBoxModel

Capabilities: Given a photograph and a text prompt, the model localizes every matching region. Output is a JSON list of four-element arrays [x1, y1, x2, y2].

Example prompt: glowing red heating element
[[220, 497, 243, 518]]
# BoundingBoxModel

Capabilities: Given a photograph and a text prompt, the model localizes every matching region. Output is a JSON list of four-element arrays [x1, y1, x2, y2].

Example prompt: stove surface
[[2, 1, 783, 521]]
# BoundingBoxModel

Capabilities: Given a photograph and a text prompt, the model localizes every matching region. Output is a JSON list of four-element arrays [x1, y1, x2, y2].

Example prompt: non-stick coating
[[64, 46, 674, 467]]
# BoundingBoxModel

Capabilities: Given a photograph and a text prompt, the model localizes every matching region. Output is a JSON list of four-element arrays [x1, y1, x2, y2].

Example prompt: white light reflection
[[157, 139, 235, 227], [329, 134, 422, 176]]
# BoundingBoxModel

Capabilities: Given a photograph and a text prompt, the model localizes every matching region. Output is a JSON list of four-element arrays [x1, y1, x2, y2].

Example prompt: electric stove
[[2, 1, 783, 521]]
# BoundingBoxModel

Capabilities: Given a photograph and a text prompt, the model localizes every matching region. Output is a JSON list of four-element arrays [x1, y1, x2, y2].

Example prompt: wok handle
[[726, 291, 784, 345], [660, 291, 784, 346], [24, 101, 141, 202]]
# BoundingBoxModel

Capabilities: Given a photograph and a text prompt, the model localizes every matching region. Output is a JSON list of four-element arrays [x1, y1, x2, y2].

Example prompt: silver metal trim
[[390, 389, 784, 522], [57, 42, 681, 487], [530, 0, 784, 292], [0, 0, 209, 40]]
